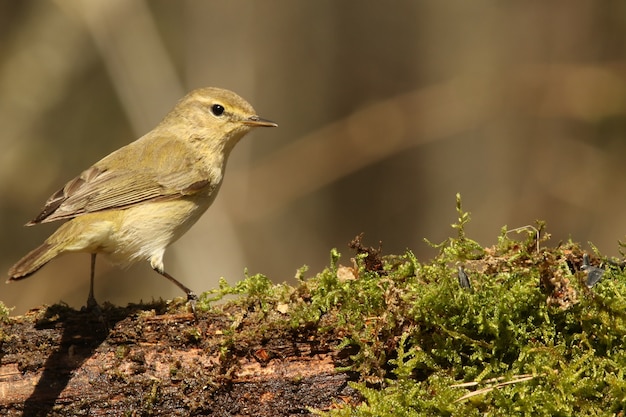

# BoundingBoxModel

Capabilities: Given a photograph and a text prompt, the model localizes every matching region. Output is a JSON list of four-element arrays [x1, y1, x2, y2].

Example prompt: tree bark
[[0, 303, 359, 416]]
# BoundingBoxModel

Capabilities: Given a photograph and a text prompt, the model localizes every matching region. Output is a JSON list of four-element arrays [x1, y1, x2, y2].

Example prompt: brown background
[[1, 1, 625, 314]]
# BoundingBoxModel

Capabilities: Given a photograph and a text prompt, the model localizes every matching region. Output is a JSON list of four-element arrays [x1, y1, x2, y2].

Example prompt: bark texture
[[0, 303, 358, 416]]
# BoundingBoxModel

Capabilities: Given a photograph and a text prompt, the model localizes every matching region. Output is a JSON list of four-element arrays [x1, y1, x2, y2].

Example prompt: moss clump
[[198, 194, 626, 416]]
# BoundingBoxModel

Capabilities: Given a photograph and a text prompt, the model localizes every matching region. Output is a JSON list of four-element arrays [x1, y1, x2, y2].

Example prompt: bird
[[7, 87, 277, 309]]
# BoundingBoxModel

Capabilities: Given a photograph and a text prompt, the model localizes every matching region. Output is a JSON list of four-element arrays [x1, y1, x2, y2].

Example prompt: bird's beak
[[244, 115, 278, 128]]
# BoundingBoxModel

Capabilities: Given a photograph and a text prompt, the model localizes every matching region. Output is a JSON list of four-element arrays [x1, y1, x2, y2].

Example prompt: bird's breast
[[106, 196, 215, 265]]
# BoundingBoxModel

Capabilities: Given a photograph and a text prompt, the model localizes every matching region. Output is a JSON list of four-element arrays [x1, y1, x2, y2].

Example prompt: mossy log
[[3, 210, 626, 416]]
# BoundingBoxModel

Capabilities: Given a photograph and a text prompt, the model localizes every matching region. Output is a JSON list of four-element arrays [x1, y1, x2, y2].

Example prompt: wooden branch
[[0, 303, 359, 416]]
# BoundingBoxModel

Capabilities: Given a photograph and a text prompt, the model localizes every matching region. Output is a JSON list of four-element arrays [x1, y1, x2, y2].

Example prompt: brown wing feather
[[28, 138, 212, 225]]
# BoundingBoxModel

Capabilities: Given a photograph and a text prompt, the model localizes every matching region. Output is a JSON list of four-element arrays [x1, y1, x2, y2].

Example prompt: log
[[0, 302, 359, 416]]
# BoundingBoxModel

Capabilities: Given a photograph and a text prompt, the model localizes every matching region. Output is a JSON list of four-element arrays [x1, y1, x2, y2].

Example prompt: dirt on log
[[0, 302, 359, 416]]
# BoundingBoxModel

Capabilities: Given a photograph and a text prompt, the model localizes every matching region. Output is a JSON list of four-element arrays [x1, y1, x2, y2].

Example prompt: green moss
[[187, 194, 626, 415], [0, 301, 12, 342], [307, 196, 626, 416], [0, 301, 11, 321]]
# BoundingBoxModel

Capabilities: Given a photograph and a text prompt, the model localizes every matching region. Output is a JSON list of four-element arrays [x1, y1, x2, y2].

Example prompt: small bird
[[7, 87, 277, 308]]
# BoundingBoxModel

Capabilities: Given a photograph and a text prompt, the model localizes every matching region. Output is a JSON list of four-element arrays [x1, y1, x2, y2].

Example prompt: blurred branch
[[230, 63, 626, 221], [57, 0, 184, 134], [0, 2, 93, 200]]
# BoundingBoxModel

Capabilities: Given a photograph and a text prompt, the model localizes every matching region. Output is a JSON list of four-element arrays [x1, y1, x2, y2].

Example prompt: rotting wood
[[0, 303, 360, 416]]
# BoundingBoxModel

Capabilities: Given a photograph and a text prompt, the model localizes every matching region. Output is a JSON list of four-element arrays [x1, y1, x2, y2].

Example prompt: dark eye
[[211, 104, 225, 116]]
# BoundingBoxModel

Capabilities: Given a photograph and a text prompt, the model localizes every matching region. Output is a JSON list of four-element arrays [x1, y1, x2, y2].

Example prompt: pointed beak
[[244, 115, 278, 128]]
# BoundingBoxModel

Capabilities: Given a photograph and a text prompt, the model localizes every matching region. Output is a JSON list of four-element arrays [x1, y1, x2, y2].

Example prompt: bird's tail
[[7, 242, 62, 281]]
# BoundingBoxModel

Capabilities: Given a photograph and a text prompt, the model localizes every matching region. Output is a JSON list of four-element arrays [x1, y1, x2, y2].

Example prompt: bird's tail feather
[[7, 242, 61, 281]]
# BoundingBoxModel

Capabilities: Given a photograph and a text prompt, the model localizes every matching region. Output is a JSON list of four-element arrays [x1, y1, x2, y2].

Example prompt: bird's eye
[[211, 104, 225, 116]]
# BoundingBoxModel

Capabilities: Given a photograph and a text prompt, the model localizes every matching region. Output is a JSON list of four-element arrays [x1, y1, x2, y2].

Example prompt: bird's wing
[[29, 138, 213, 225]]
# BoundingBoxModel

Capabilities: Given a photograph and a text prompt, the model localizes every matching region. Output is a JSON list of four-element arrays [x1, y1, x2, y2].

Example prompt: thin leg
[[152, 267, 198, 303], [86, 253, 99, 310]]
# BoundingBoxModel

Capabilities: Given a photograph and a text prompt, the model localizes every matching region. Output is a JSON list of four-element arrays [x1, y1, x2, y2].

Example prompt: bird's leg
[[86, 253, 101, 312], [152, 266, 198, 311]]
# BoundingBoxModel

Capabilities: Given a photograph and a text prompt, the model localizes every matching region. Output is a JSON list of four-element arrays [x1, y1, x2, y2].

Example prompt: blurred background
[[1, 1, 625, 314]]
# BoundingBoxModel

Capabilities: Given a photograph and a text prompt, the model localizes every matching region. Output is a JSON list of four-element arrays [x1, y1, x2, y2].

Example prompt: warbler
[[7, 87, 277, 308]]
